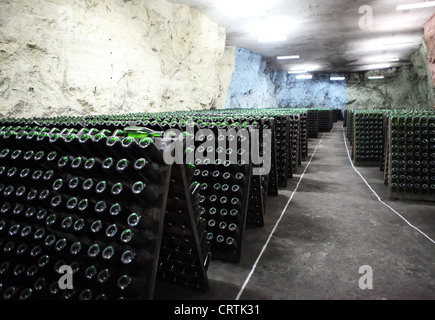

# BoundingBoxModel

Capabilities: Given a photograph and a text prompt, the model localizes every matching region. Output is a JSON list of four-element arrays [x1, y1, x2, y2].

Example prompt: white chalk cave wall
[[0, 0, 234, 118]]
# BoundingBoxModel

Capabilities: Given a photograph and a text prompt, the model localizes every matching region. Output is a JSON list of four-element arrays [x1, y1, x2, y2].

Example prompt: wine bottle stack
[[307, 110, 319, 138], [245, 117, 269, 227], [1, 107, 319, 273], [317, 109, 334, 132], [289, 115, 300, 173], [380, 113, 390, 173], [299, 111, 308, 160], [332, 109, 342, 123], [346, 110, 355, 157], [246, 175, 267, 227], [135, 109, 272, 233], [185, 120, 252, 263], [262, 116, 279, 196], [158, 163, 210, 291], [191, 162, 251, 263], [353, 111, 384, 166], [275, 115, 290, 188], [0, 125, 171, 300], [387, 112, 435, 201], [343, 110, 348, 127], [114, 112, 255, 263], [345, 108, 435, 202]]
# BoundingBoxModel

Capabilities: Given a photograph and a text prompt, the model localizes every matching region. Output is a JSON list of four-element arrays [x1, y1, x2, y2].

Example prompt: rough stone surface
[[424, 14, 435, 89], [225, 48, 349, 110], [225, 45, 434, 110], [0, 0, 234, 118], [215, 46, 236, 109], [347, 43, 434, 110], [225, 48, 279, 109], [275, 72, 347, 110]]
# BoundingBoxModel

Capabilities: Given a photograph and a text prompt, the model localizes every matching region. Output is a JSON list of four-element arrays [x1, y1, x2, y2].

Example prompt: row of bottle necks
[[0, 187, 213, 299], [0, 198, 215, 300], [0, 224, 154, 300], [0, 270, 144, 300], [0, 127, 274, 171], [3, 131, 250, 231], [389, 182, 435, 192], [0, 177, 160, 225], [1, 149, 248, 234], [1, 126, 305, 174], [0, 146, 164, 186], [188, 160, 250, 257]]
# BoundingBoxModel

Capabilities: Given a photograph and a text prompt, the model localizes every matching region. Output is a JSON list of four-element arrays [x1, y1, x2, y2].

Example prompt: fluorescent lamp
[[396, 1, 435, 10], [366, 63, 391, 70], [251, 16, 295, 43], [381, 57, 399, 62], [277, 55, 300, 60], [330, 76, 345, 81], [368, 76, 384, 80], [288, 69, 306, 74], [296, 74, 313, 80], [371, 57, 399, 63]]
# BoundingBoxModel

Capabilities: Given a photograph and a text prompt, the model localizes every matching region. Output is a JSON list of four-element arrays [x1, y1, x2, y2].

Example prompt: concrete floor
[[154, 122, 435, 300]]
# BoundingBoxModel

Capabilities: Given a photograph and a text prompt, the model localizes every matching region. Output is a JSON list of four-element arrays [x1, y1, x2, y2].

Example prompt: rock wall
[[225, 44, 434, 110], [0, 0, 233, 118], [347, 43, 434, 110], [424, 14, 435, 88], [225, 48, 279, 109], [274, 72, 347, 109], [225, 47, 347, 110]]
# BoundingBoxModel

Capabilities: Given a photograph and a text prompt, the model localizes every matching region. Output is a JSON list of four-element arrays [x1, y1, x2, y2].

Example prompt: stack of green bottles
[[353, 110, 384, 166], [0, 124, 173, 300], [388, 110, 435, 200]]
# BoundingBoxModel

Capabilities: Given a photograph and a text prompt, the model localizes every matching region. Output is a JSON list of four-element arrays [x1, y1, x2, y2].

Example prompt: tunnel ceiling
[[173, 0, 435, 73]]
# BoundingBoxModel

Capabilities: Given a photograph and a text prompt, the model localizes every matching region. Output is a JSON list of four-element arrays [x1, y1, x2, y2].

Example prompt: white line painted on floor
[[341, 128, 435, 245], [235, 133, 326, 300]]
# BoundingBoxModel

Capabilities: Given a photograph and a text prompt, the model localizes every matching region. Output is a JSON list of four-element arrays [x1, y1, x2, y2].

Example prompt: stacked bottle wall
[[0, 125, 172, 300], [307, 110, 319, 138], [159, 163, 211, 291], [0, 107, 343, 299], [352, 110, 384, 166], [344, 108, 435, 202], [318, 110, 333, 132], [387, 110, 435, 201]]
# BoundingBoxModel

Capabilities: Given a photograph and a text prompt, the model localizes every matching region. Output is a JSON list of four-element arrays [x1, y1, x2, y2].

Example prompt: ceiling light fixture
[[330, 76, 345, 81], [296, 74, 313, 80], [383, 57, 400, 62], [372, 57, 400, 63], [288, 69, 306, 74], [251, 16, 295, 43], [277, 55, 300, 60], [396, 1, 435, 10], [366, 63, 391, 70], [368, 76, 385, 80]]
